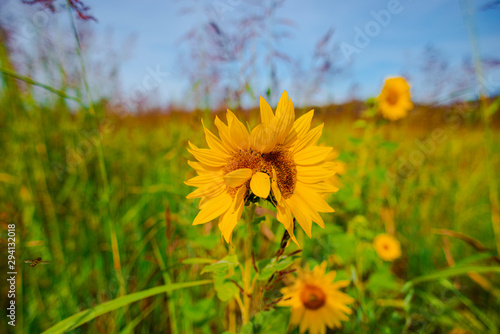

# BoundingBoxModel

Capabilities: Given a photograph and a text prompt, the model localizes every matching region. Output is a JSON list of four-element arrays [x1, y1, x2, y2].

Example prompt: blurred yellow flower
[[373, 233, 402, 261], [186, 91, 341, 243], [377, 77, 413, 121], [278, 261, 354, 334]]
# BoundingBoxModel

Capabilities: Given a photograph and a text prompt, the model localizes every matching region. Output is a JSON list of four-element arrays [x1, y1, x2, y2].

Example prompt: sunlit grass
[[1, 84, 499, 332], [1, 13, 500, 332]]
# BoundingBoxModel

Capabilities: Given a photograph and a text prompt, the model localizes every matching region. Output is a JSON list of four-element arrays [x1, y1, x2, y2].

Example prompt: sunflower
[[185, 91, 341, 244], [278, 261, 354, 334], [373, 233, 402, 261], [377, 77, 413, 121]]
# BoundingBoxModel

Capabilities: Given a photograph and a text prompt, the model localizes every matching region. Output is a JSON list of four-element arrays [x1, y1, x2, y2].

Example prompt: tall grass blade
[[41, 280, 212, 334]]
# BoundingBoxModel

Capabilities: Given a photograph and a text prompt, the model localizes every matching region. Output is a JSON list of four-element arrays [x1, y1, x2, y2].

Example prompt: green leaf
[[353, 119, 367, 129], [41, 280, 212, 334], [241, 322, 253, 334], [365, 97, 377, 106], [330, 233, 357, 264], [0, 67, 86, 107], [245, 82, 256, 101], [348, 215, 373, 240], [252, 215, 266, 225], [183, 298, 216, 323], [402, 266, 500, 292], [182, 257, 216, 265], [364, 106, 377, 117], [200, 254, 241, 302], [257, 256, 294, 281], [201, 254, 239, 274], [337, 151, 356, 163], [356, 242, 378, 277], [453, 253, 497, 267], [189, 234, 220, 250], [485, 95, 500, 117], [240, 309, 290, 334], [366, 266, 399, 294], [214, 275, 240, 302], [348, 136, 363, 146], [439, 279, 498, 334], [378, 141, 399, 151], [371, 166, 388, 183]]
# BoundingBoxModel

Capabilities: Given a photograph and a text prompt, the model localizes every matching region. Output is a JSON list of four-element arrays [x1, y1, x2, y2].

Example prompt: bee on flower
[[278, 261, 354, 334], [185, 91, 341, 244]]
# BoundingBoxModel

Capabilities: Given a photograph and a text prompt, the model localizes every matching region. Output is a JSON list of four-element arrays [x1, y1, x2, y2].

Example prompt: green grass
[[1, 38, 500, 333]]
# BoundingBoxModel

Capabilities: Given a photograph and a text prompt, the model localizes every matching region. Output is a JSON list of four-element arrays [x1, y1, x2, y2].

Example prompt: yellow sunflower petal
[[187, 160, 220, 173], [223, 168, 252, 188], [187, 142, 228, 167], [219, 186, 246, 243], [290, 305, 305, 325], [294, 146, 333, 165], [310, 210, 325, 228], [250, 172, 270, 198], [186, 182, 225, 199], [271, 169, 282, 203], [250, 124, 275, 153], [226, 109, 250, 150], [275, 90, 290, 119], [185, 174, 222, 187], [276, 200, 299, 246], [260, 96, 275, 125], [274, 93, 295, 143], [287, 194, 313, 237], [292, 123, 324, 153], [291, 185, 327, 228], [329, 280, 350, 289], [299, 310, 313, 333], [305, 182, 339, 194], [214, 116, 238, 151], [202, 120, 231, 156], [324, 271, 337, 284], [296, 165, 337, 183], [295, 182, 334, 213], [192, 192, 232, 225], [283, 109, 314, 147]]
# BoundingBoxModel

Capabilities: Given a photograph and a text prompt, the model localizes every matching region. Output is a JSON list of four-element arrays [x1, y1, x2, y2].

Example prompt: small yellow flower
[[377, 77, 413, 121], [279, 262, 354, 334], [373, 234, 401, 261], [185, 91, 341, 244]]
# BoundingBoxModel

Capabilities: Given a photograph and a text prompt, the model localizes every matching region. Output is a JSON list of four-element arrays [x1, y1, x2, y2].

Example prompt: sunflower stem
[[242, 203, 255, 325], [228, 299, 237, 332], [354, 115, 376, 199]]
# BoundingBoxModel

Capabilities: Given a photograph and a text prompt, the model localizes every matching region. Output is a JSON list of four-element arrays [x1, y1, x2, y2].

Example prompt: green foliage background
[[1, 25, 500, 334]]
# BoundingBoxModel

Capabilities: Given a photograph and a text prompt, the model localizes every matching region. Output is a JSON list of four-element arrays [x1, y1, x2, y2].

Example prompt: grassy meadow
[[1, 10, 500, 334]]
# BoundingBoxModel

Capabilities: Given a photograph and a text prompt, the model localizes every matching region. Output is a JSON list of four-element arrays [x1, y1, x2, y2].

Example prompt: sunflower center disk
[[300, 284, 326, 310], [386, 90, 399, 105], [223, 146, 297, 199]]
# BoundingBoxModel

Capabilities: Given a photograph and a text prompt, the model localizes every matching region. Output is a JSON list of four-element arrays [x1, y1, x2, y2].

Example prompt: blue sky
[[2, 0, 500, 109]]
